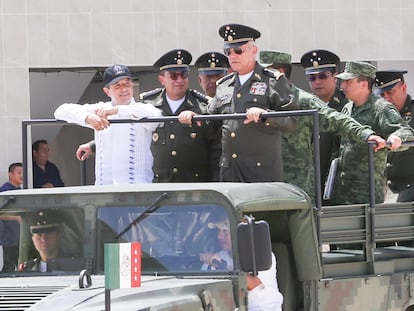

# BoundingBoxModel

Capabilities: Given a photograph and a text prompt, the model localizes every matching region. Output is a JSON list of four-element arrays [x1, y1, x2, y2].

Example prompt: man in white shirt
[[200, 217, 283, 311], [54, 64, 162, 185]]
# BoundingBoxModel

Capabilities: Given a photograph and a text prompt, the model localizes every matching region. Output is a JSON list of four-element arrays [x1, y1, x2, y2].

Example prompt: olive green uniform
[[140, 88, 221, 182], [331, 93, 414, 204], [319, 88, 347, 188], [386, 94, 414, 202], [283, 85, 374, 204], [208, 62, 296, 182]]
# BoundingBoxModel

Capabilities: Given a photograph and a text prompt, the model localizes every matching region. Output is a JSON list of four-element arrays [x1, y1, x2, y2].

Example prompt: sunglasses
[[167, 71, 189, 80], [223, 46, 245, 56], [306, 72, 332, 82]]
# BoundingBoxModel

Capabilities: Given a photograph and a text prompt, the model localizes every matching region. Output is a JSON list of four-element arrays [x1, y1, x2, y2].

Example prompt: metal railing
[[22, 109, 322, 204]]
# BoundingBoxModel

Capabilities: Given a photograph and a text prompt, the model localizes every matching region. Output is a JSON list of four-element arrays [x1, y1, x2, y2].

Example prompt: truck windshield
[[97, 204, 232, 274]]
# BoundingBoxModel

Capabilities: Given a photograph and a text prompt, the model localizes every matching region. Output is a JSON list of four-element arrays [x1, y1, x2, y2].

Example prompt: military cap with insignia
[[153, 49, 192, 72], [335, 61, 376, 80], [300, 49, 340, 74], [375, 70, 408, 94], [259, 51, 292, 67], [29, 210, 62, 234], [218, 24, 261, 48], [103, 64, 132, 87], [195, 52, 229, 75]]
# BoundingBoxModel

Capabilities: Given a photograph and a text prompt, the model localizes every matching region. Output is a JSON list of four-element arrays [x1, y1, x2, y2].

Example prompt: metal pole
[[105, 288, 111, 311]]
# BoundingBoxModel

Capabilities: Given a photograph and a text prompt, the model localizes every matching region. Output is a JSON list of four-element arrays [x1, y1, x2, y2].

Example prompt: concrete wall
[[1, 0, 413, 186]]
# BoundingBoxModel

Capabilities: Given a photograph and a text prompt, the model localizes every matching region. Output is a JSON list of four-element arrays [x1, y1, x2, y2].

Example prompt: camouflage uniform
[[208, 62, 296, 182], [140, 88, 221, 182], [283, 85, 375, 204], [385, 94, 414, 201], [319, 87, 347, 189], [330, 92, 414, 204]]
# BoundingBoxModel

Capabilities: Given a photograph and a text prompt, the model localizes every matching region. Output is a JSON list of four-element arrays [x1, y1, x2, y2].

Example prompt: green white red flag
[[104, 242, 141, 289]]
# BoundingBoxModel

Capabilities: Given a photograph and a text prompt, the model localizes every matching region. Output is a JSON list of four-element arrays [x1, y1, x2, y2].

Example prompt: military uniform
[[19, 210, 63, 272], [331, 62, 414, 204], [300, 49, 347, 203], [144, 49, 221, 183], [283, 85, 375, 204], [319, 88, 347, 187], [375, 70, 414, 202], [140, 88, 221, 182], [209, 63, 296, 182]]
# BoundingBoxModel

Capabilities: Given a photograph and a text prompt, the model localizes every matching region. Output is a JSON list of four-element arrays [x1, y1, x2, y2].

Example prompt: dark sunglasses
[[306, 72, 332, 82], [167, 71, 189, 80], [223, 46, 245, 56]]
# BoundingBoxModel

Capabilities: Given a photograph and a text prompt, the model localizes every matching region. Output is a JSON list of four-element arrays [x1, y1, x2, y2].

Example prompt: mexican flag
[[105, 242, 141, 289]]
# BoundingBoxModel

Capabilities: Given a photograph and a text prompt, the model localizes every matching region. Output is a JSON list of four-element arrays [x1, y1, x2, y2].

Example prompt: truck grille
[[0, 286, 66, 310]]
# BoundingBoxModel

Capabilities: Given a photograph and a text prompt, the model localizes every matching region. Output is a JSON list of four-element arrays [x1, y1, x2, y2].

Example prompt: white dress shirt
[[54, 99, 162, 185]]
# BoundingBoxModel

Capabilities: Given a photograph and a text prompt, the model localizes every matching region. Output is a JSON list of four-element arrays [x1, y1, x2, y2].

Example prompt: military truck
[[0, 181, 413, 311]]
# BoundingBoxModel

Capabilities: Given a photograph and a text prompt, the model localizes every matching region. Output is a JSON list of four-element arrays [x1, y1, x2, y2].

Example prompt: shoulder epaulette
[[189, 89, 211, 103], [263, 68, 284, 80], [216, 72, 236, 85], [139, 88, 163, 100]]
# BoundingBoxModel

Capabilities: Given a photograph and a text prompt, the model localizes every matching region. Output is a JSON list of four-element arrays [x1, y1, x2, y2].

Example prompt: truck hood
[[1, 274, 235, 310]]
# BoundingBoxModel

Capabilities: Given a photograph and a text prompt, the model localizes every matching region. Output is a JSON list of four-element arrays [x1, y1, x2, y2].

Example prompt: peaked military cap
[[335, 61, 376, 80], [300, 49, 340, 74], [218, 24, 261, 48], [195, 52, 229, 75], [375, 70, 408, 93], [29, 210, 62, 234], [103, 64, 132, 87], [153, 49, 192, 72], [259, 51, 292, 67]]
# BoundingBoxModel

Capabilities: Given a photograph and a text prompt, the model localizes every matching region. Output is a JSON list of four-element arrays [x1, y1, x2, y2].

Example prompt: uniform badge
[[190, 132, 197, 139], [250, 82, 267, 95], [152, 132, 159, 142]]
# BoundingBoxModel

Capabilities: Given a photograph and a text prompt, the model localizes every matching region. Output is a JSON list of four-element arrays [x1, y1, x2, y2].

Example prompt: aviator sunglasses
[[306, 72, 332, 82], [223, 46, 246, 56], [167, 71, 189, 80]]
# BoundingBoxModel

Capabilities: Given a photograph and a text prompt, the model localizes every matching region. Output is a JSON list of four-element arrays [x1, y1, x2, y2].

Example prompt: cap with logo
[[375, 70, 408, 94], [29, 210, 62, 234], [259, 51, 292, 67], [153, 49, 192, 72], [103, 64, 132, 87], [300, 49, 340, 74], [195, 52, 229, 75], [335, 61, 376, 80], [218, 24, 261, 48]]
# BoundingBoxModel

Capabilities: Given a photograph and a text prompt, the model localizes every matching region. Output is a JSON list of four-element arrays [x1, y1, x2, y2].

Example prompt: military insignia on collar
[[250, 82, 267, 95], [254, 73, 261, 80], [333, 96, 339, 103]]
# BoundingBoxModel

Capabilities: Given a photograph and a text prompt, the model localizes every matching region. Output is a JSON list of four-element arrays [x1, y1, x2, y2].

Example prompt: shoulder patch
[[216, 72, 236, 85], [263, 68, 284, 80], [189, 89, 211, 103], [139, 88, 163, 100]]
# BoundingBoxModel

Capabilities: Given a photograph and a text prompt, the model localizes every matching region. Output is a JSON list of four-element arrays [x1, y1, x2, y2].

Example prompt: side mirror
[[237, 216, 272, 276]]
